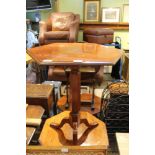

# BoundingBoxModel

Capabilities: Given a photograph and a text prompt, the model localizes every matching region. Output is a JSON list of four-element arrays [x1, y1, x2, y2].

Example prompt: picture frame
[[101, 7, 120, 22], [123, 4, 129, 22], [84, 0, 100, 22]]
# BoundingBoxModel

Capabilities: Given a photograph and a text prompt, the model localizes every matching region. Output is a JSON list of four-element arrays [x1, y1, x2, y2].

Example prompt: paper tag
[[42, 59, 53, 63], [61, 148, 68, 153], [73, 60, 83, 62]]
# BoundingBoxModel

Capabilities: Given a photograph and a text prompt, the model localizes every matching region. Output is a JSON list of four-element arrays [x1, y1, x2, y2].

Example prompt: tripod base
[[50, 113, 98, 145]]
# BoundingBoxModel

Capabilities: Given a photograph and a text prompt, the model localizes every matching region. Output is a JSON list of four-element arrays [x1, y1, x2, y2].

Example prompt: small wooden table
[[39, 111, 109, 154], [27, 43, 122, 145], [26, 84, 53, 116]]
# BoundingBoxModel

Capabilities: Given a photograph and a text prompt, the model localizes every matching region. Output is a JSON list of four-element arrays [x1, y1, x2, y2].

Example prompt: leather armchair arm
[[69, 14, 80, 42], [38, 21, 47, 45]]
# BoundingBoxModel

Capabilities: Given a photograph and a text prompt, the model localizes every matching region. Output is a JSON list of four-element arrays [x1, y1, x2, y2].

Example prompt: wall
[[58, 0, 129, 49], [58, 0, 83, 22], [58, 0, 129, 22], [114, 30, 129, 49], [101, 0, 129, 22]]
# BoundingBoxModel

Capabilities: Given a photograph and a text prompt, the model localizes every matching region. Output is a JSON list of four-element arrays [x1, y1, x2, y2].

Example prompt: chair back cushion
[[51, 12, 75, 31]]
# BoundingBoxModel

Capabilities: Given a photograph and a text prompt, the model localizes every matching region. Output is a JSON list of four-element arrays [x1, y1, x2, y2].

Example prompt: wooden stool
[[26, 105, 45, 145], [26, 84, 54, 117]]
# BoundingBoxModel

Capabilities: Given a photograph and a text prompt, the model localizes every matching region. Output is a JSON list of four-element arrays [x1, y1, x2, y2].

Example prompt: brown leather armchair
[[39, 12, 80, 45]]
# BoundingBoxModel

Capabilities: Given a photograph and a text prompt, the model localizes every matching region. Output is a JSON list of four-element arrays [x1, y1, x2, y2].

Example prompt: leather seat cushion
[[84, 34, 114, 44], [44, 31, 69, 40], [84, 28, 114, 36], [51, 12, 75, 31]]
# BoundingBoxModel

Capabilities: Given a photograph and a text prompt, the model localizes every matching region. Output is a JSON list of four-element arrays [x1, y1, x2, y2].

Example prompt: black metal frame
[[101, 80, 129, 133]]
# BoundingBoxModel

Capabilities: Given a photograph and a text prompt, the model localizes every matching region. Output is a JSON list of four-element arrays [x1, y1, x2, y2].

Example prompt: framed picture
[[84, 0, 100, 22], [123, 4, 129, 22], [102, 7, 120, 22]]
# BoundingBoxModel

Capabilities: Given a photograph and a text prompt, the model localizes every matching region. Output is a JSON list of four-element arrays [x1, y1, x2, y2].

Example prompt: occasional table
[[27, 43, 122, 145]]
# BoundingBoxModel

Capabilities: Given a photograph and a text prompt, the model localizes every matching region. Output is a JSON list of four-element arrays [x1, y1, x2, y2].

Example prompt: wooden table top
[[26, 84, 53, 99], [27, 43, 122, 66], [26, 145, 106, 155], [26, 105, 45, 119], [39, 111, 109, 148]]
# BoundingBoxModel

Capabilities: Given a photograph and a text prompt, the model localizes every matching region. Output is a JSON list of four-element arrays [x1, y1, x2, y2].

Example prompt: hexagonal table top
[[27, 43, 122, 66]]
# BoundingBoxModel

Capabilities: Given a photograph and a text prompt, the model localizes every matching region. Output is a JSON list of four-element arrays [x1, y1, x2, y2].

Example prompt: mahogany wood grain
[[69, 67, 80, 120], [26, 145, 107, 155], [27, 43, 122, 66], [39, 111, 109, 148]]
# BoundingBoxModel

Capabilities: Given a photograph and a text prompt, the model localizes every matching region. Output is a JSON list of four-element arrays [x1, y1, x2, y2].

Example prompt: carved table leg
[[50, 66, 98, 145], [50, 117, 72, 129], [91, 79, 95, 111]]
